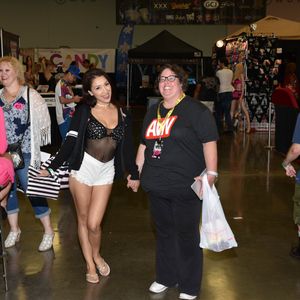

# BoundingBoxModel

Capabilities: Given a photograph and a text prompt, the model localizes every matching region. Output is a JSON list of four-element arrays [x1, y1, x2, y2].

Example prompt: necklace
[[96, 102, 110, 108], [4, 87, 21, 100]]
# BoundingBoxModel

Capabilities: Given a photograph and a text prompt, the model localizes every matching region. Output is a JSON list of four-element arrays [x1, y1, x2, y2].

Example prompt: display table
[[271, 88, 299, 154]]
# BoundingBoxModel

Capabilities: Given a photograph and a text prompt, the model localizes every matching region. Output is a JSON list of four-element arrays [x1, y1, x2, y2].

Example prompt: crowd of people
[[193, 55, 252, 134]]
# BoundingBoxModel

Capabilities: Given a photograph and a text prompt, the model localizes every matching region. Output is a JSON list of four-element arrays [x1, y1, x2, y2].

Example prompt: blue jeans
[[59, 116, 71, 141], [215, 92, 233, 132], [7, 153, 51, 218]]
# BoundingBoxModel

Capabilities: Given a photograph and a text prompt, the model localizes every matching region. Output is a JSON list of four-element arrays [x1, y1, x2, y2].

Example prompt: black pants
[[148, 188, 203, 295]]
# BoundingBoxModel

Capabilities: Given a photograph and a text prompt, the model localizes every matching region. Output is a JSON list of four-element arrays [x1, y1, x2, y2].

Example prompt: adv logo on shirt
[[145, 116, 177, 139]]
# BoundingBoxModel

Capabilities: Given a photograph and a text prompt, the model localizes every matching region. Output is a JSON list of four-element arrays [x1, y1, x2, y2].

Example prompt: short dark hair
[[219, 57, 229, 66], [82, 68, 117, 107], [154, 64, 188, 93]]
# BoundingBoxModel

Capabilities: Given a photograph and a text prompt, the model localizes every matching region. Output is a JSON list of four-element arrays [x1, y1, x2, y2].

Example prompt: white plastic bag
[[199, 174, 238, 252]]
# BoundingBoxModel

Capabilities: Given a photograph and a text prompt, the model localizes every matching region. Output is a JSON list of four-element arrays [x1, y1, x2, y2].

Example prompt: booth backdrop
[[127, 30, 203, 106]]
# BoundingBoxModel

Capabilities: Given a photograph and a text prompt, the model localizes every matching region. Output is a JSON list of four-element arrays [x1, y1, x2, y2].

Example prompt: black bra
[[86, 113, 124, 143]]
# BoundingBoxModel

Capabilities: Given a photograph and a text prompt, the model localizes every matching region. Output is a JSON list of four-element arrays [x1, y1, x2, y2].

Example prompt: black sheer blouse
[[85, 112, 124, 162]]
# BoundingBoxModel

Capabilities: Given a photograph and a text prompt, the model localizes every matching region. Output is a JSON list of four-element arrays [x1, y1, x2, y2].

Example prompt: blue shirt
[[0, 91, 31, 154]]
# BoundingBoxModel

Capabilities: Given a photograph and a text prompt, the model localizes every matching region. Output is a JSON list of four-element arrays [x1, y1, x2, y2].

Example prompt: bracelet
[[47, 168, 55, 177], [282, 161, 291, 169], [207, 170, 218, 177]]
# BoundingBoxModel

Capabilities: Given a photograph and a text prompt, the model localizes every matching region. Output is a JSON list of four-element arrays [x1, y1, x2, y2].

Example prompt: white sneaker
[[179, 293, 197, 299], [5, 230, 21, 248], [38, 233, 54, 252], [149, 281, 168, 293]]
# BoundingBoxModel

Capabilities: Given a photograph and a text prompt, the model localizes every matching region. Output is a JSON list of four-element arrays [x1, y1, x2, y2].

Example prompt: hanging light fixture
[[216, 40, 224, 48]]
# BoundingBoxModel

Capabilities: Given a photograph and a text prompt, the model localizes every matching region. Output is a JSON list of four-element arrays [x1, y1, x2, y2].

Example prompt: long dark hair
[[82, 68, 117, 107]]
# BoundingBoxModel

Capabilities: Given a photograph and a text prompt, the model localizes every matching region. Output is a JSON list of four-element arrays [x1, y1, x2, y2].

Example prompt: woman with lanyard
[[136, 64, 219, 299]]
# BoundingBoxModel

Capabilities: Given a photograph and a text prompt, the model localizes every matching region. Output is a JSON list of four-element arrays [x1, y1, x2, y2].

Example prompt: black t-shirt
[[198, 76, 219, 102], [39, 73, 56, 92], [140, 96, 218, 192]]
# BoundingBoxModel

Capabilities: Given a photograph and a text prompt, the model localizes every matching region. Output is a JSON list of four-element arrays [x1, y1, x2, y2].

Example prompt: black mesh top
[[85, 113, 124, 162]]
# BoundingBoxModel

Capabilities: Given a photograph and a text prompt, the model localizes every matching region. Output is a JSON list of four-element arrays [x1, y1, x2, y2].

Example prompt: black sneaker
[[290, 245, 300, 259]]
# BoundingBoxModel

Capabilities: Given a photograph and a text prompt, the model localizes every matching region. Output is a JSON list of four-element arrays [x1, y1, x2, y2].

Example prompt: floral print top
[[0, 86, 31, 153]]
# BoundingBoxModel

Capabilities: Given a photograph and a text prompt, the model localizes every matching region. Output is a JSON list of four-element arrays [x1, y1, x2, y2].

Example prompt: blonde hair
[[233, 62, 244, 81], [0, 56, 25, 85]]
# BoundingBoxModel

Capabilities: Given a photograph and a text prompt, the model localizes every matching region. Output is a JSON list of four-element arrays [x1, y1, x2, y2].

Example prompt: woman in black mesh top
[[40, 68, 140, 283]]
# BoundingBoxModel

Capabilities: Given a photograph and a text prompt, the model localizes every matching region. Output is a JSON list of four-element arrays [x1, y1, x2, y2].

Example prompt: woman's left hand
[[206, 174, 217, 187]]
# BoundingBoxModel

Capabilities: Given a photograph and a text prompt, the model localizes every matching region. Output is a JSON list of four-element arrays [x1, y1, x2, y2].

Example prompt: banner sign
[[115, 22, 135, 88], [116, 0, 266, 25], [36, 48, 116, 72]]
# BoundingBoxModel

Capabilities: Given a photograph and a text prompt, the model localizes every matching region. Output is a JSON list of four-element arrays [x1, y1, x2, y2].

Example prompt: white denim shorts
[[70, 152, 115, 186]]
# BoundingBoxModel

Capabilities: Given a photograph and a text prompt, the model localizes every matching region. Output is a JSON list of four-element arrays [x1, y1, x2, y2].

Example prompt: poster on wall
[[1, 29, 20, 58], [116, 0, 266, 25], [35, 48, 116, 73]]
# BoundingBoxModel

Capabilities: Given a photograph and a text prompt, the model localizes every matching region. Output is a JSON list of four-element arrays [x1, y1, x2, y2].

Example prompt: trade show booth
[[127, 30, 203, 107], [217, 16, 300, 142]]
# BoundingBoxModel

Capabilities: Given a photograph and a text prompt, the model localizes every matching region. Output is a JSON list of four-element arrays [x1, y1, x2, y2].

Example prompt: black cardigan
[[49, 103, 139, 180]]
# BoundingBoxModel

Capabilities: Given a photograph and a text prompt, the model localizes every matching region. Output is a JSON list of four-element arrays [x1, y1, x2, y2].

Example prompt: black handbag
[[7, 87, 30, 170]]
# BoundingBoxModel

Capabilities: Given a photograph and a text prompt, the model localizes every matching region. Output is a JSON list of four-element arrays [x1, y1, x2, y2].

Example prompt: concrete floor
[[1, 108, 300, 300]]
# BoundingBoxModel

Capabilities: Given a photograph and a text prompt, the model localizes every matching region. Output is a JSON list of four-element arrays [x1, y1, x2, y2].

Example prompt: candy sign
[[36, 48, 115, 72]]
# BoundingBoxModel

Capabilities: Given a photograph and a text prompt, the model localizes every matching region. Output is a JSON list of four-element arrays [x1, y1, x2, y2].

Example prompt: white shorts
[[70, 152, 115, 186]]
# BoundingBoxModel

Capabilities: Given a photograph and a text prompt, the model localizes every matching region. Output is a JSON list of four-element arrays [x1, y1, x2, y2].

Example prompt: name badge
[[152, 139, 163, 159]]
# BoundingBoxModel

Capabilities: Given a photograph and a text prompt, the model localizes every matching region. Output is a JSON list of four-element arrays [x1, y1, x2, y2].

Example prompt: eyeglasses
[[159, 75, 178, 82]]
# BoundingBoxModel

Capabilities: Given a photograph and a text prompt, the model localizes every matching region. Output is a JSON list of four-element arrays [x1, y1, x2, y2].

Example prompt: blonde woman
[[231, 54, 251, 133], [0, 56, 53, 251]]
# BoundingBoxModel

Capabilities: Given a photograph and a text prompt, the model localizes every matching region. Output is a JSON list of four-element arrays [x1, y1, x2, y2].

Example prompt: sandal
[[96, 259, 110, 276], [86, 273, 99, 284], [5, 230, 21, 248], [38, 233, 55, 252]]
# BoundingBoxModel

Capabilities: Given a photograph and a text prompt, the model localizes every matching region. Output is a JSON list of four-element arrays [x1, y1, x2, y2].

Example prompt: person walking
[[136, 64, 218, 299], [40, 68, 140, 283], [0, 56, 53, 251]]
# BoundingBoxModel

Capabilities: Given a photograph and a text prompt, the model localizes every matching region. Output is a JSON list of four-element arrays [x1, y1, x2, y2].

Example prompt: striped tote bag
[[41, 157, 69, 189], [27, 155, 70, 200], [27, 166, 60, 200]]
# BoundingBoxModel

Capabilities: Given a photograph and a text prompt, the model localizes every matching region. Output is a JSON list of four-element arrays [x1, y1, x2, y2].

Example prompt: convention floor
[[1, 108, 300, 300]]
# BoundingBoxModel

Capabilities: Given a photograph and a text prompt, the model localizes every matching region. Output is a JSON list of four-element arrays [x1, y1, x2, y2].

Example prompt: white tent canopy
[[225, 15, 300, 40]]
